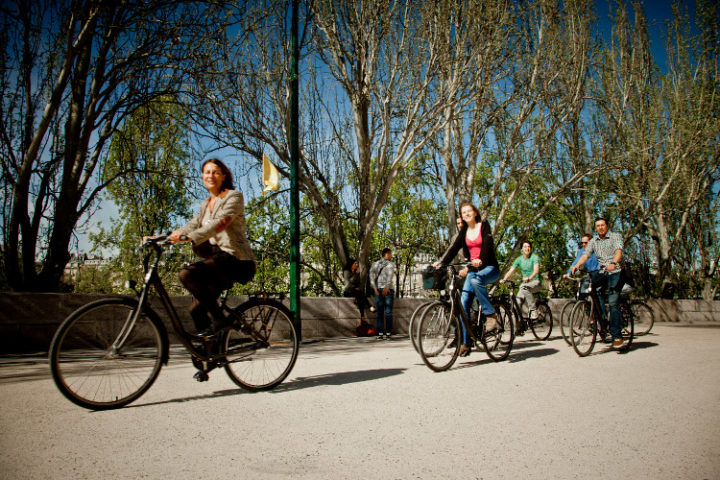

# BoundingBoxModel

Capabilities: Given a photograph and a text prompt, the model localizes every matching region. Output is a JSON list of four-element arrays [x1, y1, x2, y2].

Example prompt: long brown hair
[[201, 158, 234, 190]]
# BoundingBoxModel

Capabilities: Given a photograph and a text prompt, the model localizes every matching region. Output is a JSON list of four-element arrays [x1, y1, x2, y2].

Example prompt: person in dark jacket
[[434, 203, 500, 356], [343, 258, 375, 327]]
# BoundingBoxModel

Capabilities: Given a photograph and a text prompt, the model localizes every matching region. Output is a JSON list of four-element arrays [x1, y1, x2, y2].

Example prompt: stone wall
[[0, 292, 717, 353]]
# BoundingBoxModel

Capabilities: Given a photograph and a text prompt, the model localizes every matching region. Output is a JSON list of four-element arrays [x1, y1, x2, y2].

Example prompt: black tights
[[179, 251, 255, 330]]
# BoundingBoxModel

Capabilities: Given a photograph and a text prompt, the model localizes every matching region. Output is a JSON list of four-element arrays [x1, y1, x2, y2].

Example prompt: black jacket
[[438, 221, 499, 269]]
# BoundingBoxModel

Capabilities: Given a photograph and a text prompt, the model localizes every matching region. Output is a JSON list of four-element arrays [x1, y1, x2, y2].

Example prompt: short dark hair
[[522, 240, 532, 249], [381, 248, 392, 256], [582, 233, 592, 240], [201, 158, 234, 190], [594, 216, 608, 226]]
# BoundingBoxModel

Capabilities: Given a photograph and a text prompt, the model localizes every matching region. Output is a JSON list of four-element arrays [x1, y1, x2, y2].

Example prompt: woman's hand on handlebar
[[470, 258, 482, 268], [168, 230, 191, 244]]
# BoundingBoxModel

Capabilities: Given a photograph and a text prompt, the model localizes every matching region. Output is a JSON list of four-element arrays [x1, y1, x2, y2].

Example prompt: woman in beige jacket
[[168, 158, 256, 336]]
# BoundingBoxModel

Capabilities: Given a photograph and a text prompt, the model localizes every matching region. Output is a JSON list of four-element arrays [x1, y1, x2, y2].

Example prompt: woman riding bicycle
[[433, 203, 500, 357], [168, 158, 256, 336]]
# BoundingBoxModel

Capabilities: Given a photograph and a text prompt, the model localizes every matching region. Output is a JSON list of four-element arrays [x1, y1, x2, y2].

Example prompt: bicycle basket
[[422, 266, 447, 290]]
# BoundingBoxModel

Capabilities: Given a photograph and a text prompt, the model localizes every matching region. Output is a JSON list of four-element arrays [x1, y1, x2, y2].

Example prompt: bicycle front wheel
[[410, 301, 435, 353], [619, 303, 635, 352], [559, 300, 575, 345], [630, 300, 654, 336], [569, 299, 596, 357], [223, 299, 298, 391], [530, 300, 553, 341], [482, 300, 514, 362], [418, 302, 460, 372], [49, 298, 165, 410]]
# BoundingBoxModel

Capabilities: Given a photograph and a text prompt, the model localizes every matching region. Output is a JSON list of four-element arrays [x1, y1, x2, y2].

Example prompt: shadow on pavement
[[130, 367, 407, 408], [453, 347, 559, 369], [583, 340, 659, 357], [0, 356, 49, 385], [273, 367, 406, 392]]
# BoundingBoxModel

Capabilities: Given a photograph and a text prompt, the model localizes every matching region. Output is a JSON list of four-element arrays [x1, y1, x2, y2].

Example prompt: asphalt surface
[[1, 324, 719, 479]]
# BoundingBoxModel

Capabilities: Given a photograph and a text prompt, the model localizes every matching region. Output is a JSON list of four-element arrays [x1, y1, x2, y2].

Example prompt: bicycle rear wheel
[[629, 300, 654, 336], [530, 300, 553, 340], [223, 298, 298, 391], [410, 301, 435, 353], [418, 302, 460, 372], [569, 299, 596, 357], [481, 300, 514, 362], [49, 298, 165, 410]]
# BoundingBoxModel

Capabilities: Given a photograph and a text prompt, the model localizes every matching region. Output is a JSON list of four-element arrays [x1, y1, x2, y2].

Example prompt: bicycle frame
[[124, 241, 216, 363], [444, 265, 484, 343]]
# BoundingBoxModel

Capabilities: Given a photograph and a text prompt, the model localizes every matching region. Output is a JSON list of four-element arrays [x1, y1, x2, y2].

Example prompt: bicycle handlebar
[[141, 234, 190, 249]]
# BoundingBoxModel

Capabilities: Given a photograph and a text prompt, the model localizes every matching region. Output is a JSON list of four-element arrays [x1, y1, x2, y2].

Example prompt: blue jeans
[[374, 290, 394, 334], [460, 266, 500, 346], [590, 270, 623, 340]]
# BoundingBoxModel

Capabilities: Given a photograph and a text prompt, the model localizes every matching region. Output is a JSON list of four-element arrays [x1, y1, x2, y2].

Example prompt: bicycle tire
[[559, 300, 575, 345], [417, 302, 460, 372], [529, 300, 553, 340], [223, 298, 299, 391], [629, 300, 654, 336], [619, 303, 635, 352], [569, 299, 596, 357], [49, 297, 165, 410], [481, 300, 514, 362], [409, 301, 436, 353]]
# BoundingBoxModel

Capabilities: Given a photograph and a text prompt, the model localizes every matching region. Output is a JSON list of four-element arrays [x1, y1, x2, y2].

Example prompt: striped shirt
[[585, 231, 623, 273]]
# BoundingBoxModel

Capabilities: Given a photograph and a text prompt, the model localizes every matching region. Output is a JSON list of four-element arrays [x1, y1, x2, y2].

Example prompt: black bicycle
[[498, 280, 553, 341], [568, 271, 633, 356], [49, 236, 299, 410], [559, 275, 591, 345], [417, 264, 514, 371]]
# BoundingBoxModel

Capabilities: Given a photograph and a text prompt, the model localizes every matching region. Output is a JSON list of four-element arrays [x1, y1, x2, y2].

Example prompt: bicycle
[[409, 299, 438, 353], [622, 293, 654, 336], [559, 275, 592, 345], [417, 264, 514, 372], [568, 270, 633, 356], [498, 280, 553, 341], [49, 236, 299, 410]]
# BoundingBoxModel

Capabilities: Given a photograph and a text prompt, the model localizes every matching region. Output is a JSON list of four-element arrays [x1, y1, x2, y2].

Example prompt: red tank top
[[466, 228, 483, 260]]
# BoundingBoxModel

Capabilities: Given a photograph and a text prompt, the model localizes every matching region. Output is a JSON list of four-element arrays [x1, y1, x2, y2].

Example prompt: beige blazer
[[179, 190, 255, 263]]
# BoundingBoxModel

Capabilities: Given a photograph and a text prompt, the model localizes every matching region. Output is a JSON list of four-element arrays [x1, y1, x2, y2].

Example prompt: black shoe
[[193, 371, 209, 382], [459, 344, 471, 357], [196, 326, 217, 337]]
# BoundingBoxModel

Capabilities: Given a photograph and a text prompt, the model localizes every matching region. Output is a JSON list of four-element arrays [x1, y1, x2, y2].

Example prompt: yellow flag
[[262, 154, 280, 195]]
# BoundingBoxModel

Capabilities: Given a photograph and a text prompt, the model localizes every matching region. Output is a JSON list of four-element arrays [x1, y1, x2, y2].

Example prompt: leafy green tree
[[86, 98, 194, 294]]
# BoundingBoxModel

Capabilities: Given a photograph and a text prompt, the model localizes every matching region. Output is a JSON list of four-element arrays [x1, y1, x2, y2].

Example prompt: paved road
[[1, 324, 719, 479]]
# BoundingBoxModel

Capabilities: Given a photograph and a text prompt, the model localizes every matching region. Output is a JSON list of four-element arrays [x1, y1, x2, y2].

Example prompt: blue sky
[[74, 0, 701, 255], [594, 0, 698, 71]]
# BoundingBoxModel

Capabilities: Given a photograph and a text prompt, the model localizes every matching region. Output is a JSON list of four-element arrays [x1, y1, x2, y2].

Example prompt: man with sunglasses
[[567, 233, 599, 276]]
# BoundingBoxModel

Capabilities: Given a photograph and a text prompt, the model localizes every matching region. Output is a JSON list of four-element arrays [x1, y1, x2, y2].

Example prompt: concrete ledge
[[0, 293, 427, 353], [1, 293, 717, 353]]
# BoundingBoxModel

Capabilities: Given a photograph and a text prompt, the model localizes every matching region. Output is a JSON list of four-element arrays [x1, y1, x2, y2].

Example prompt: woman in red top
[[434, 203, 500, 356]]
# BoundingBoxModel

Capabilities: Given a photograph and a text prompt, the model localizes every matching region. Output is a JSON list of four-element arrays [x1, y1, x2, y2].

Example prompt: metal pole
[[289, 0, 301, 340]]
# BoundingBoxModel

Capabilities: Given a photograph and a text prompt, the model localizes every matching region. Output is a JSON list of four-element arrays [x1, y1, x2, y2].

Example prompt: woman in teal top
[[501, 240, 541, 319]]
